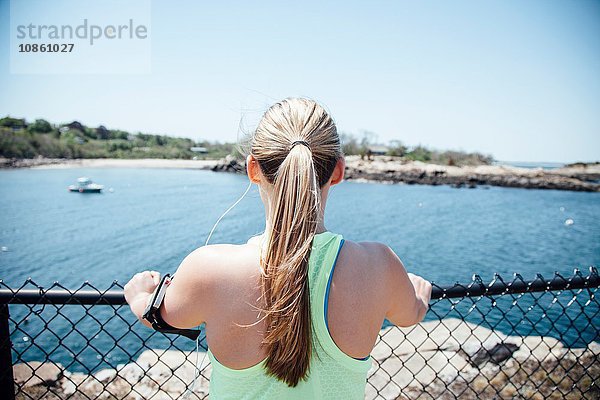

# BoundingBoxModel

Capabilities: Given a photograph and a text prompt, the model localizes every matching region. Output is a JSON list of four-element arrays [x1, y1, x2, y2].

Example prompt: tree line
[[339, 131, 493, 166], [0, 117, 493, 166], [0, 117, 233, 160]]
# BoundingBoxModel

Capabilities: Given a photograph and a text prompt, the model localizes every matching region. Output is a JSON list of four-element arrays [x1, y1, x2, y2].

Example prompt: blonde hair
[[250, 98, 342, 387]]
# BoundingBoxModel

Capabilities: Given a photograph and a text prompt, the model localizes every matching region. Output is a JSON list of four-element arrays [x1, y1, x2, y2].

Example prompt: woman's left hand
[[124, 270, 161, 319]]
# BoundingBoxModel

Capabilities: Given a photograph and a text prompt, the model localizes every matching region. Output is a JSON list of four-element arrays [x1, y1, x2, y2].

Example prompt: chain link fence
[[1, 268, 598, 400]]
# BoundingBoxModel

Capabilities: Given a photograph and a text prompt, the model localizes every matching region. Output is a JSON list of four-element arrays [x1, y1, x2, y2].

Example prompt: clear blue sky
[[1, 0, 599, 163]]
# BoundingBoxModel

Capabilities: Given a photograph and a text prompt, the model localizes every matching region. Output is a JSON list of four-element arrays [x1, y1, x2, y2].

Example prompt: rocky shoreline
[[13, 318, 600, 399], [2, 156, 599, 192], [341, 156, 600, 192]]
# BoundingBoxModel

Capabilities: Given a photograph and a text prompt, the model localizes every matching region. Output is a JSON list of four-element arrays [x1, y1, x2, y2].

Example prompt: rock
[[373, 318, 511, 363], [78, 374, 104, 395], [94, 367, 117, 383], [211, 155, 245, 173], [60, 377, 77, 396], [14, 361, 63, 388], [368, 348, 473, 399], [203, 153, 600, 191], [14, 322, 600, 400], [469, 342, 519, 366], [117, 362, 146, 385], [511, 336, 564, 362], [59, 372, 87, 396], [500, 382, 518, 397], [587, 341, 600, 355], [339, 155, 600, 192], [134, 349, 211, 396], [104, 376, 134, 398], [471, 375, 489, 392]]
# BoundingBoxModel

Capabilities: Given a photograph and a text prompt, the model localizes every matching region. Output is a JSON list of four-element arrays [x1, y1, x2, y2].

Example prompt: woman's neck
[[263, 218, 327, 236], [251, 219, 327, 252]]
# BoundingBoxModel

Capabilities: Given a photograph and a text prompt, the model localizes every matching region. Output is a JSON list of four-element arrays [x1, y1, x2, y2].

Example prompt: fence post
[[0, 304, 15, 400]]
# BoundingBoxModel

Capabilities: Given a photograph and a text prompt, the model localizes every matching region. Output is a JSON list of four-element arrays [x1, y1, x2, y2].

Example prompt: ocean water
[[1, 168, 599, 371]]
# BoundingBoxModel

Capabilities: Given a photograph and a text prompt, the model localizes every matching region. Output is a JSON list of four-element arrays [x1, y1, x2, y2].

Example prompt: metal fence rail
[[1, 268, 598, 399]]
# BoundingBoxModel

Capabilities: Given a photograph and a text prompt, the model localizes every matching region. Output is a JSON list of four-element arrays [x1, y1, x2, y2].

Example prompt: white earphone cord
[[183, 181, 253, 399]]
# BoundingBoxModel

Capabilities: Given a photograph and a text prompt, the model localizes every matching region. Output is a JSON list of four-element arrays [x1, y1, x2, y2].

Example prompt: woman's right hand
[[407, 273, 432, 310], [382, 244, 432, 327]]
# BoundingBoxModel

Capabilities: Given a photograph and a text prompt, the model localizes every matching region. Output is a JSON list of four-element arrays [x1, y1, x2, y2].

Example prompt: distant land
[[0, 116, 493, 166], [0, 116, 234, 161], [1, 116, 598, 192]]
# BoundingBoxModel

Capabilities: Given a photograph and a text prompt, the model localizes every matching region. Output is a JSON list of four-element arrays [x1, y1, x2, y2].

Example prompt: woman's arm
[[158, 247, 214, 329], [125, 246, 218, 330], [382, 245, 432, 327]]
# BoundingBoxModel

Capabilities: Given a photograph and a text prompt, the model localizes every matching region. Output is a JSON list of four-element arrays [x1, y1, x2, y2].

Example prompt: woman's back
[[125, 98, 431, 399], [204, 231, 387, 399]]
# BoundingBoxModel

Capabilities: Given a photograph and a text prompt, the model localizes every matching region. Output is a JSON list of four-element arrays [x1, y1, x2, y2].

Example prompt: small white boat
[[68, 177, 104, 193]]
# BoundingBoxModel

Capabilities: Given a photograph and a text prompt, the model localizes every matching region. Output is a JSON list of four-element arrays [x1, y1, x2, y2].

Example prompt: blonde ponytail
[[250, 98, 341, 387]]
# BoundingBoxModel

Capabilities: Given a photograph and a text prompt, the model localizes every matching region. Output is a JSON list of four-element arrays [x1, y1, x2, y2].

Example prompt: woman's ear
[[330, 157, 345, 186], [246, 154, 262, 184]]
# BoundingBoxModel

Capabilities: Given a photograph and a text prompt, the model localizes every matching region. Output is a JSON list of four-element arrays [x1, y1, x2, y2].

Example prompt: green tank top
[[207, 231, 372, 399]]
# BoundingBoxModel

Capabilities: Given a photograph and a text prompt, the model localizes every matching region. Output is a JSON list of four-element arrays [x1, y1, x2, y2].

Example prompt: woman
[[125, 98, 432, 399]]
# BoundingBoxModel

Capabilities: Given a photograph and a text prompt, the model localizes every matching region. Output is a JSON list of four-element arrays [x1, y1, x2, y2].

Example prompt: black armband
[[142, 273, 201, 341]]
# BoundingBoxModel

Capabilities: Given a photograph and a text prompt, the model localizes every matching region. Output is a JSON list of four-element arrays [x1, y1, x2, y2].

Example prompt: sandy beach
[[0, 157, 220, 170]]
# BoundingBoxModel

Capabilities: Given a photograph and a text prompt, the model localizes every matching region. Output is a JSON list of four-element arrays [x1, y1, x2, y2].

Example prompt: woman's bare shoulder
[[341, 239, 394, 266], [170, 243, 258, 316], [182, 243, 257, 277], [335, 239, 398, 286]]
